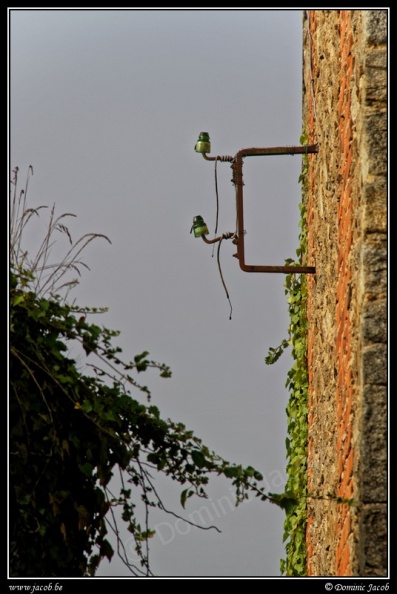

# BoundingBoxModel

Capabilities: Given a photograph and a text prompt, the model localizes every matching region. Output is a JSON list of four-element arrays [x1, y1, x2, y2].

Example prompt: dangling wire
[[208, 157, 233, 319], [212, 158, 219, 258], [217, 234, 233, 320]]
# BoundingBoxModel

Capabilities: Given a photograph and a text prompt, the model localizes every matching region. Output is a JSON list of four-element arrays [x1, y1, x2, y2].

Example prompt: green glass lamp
[[194, 132, 211, 154], [191, 215, 209, 238]]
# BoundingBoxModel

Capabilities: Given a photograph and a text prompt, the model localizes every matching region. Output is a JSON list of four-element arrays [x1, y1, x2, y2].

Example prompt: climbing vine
[[265, 133, 311, 576]]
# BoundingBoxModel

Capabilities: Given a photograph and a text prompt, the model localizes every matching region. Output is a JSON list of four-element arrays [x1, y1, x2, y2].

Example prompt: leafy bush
[[9, 166, 286, 577]]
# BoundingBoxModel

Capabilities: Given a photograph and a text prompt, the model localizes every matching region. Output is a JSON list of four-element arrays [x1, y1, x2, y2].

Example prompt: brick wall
[[302, 10, 387, 576]]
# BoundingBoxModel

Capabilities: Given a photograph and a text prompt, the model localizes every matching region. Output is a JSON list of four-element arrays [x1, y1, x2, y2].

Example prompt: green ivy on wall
[[265, 133, 311, 576]]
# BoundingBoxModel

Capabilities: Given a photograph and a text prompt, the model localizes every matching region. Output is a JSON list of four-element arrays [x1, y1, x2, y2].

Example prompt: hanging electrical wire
[[211, 158, 219, 258], [209, 157, 233, 319], [217, 236, 233, 320]]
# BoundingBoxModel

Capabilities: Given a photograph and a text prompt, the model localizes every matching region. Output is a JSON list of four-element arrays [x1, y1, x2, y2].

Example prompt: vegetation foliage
[[266, 135, 354, 575], [265, 134, 312, 576], [9, 166, 291, 578]]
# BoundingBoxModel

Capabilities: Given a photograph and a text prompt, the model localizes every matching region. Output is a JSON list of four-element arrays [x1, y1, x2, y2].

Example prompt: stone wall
[[302, 10, 388, 576]]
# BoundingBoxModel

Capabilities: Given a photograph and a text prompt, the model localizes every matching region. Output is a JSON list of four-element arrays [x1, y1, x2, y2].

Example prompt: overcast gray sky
[[10, 8, 306, 578]]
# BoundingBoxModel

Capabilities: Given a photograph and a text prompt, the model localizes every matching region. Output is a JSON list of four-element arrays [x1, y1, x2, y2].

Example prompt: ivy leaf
[[100, 539, 114, 562], [180, 488, 194, 509], [191, 450, 207, 468], [79, 462, 94, 477], [268, 492, 298, 513]]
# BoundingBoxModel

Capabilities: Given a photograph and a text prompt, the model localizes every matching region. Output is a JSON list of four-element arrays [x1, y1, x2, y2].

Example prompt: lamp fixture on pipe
[[190, 215, 235, 244]]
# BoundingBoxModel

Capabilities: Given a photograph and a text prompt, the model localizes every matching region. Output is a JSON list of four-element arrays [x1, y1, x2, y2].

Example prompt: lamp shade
[[191, 215, 209, 238], [194, 132, 211, 154]]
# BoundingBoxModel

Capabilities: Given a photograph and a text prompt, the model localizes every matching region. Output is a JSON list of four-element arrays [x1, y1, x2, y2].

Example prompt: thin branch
[[136, 465, 222, 534]]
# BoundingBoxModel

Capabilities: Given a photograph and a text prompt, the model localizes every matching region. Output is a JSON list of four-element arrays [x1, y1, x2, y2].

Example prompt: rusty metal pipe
[[235, 145, 318, 158], [201, 234, 223, 245], [202, 153, 234, 163], [202, 145, 317, 161], [201, 232, 234, 245], [232, 145, 317, 274]]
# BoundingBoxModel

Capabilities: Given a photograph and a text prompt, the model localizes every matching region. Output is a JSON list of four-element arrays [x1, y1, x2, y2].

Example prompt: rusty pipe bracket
[[201, 231, 235, 245], [202, 153, 234, 163], [201, 144, 318, 274]]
